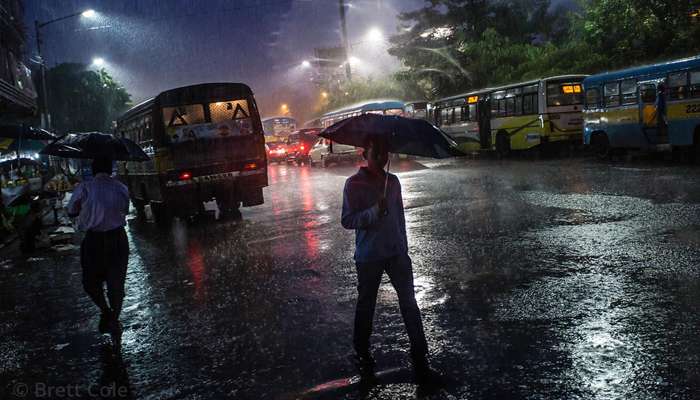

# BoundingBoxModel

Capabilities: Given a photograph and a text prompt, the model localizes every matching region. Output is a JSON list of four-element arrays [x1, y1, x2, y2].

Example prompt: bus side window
[[604, 82, 620, 108], [691, 71, 700, 98], [620, 79, 637, 105], [585, 88, 600, 109], [668, 71, 688, 100]]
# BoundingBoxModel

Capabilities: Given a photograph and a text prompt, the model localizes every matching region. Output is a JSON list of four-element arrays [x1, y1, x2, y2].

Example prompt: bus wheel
[[592, 133, 610, 160], [496, 133, 510, 158], [151, 202, 172, 227]]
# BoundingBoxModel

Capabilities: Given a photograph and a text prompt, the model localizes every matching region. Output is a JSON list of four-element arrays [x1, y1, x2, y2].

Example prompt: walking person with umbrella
[[323, 114, 461, 384], [42, 132, 149, 352]]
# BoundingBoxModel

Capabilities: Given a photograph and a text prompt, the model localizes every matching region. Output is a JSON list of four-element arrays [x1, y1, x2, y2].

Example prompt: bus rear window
[[209, 100, 251, 123], [162, 104, 205, 127], [547, 83, 583, 107]]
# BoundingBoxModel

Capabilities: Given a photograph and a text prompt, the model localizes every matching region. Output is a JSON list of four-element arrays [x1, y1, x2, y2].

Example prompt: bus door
[[478, 97, 491, 149], [638, 79, 668, 144]]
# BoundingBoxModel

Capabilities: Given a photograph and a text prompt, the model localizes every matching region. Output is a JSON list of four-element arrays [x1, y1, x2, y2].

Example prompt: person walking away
[[341, 139, 437, 384], [67, 158, 129, 351]]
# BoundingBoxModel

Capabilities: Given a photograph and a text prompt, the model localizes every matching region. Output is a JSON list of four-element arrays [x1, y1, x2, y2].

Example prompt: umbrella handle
[[383, 156, 391, 198]]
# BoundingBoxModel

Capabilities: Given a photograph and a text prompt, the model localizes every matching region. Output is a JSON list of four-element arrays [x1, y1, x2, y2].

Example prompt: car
[[285, 129, 320, 165], [308, 137, 361, 167], [266, 142, 287, 163]]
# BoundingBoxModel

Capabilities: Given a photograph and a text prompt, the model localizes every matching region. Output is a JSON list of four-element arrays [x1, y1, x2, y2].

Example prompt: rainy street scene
[[2, 0, 700, 399]]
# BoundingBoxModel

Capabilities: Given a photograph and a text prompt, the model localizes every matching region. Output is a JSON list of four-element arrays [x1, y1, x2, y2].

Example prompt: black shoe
[[109, 318, 123, 353], [413, 359, 442, 385], [354, 353, 376, 381], [98, 312, 111, 334]]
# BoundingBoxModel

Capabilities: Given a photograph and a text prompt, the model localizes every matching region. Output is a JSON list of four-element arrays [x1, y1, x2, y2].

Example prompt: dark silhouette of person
[[341, 139, 436, 383], [67, 158, 129, 352], [655, 82, 668, 140]]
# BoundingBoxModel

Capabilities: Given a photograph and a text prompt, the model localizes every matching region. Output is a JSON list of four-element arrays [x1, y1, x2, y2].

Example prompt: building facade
[[0, 0, 36, 118]]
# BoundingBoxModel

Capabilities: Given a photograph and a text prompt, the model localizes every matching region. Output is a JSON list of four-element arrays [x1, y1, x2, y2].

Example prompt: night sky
[[24, 0, 423, 122]]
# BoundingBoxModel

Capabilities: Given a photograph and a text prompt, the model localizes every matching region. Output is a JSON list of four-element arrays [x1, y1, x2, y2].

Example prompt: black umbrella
[[40, 132, 149, 161], [319, 113, 463, 159], [320, 114, 463, 197]]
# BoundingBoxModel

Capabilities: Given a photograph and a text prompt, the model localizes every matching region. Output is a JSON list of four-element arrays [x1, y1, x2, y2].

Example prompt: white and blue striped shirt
[[67, 173, 130, 232]]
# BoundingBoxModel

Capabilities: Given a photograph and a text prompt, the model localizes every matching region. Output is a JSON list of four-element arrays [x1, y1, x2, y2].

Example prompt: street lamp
[[301, 60, 311, 68], [34, 9, 99, 129], [92, 57, 105, 67], [321, 91, 328, 99], [366, 27, 383, 44]]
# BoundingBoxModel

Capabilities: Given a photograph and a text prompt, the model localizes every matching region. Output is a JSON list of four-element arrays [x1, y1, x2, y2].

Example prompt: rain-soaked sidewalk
[[1, 158, 700, 399]]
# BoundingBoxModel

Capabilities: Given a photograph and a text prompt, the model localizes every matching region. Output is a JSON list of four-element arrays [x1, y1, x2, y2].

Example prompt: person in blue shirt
[[341, 139, 435, 383]]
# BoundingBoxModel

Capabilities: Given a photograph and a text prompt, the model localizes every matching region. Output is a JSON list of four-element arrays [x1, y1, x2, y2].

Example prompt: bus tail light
[[179, 171, 192, 181], [243, 162, 258, 170]]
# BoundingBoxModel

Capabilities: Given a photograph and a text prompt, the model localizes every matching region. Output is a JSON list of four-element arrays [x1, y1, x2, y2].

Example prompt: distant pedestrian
[[656, 83, 668, 138], [341, 139, 437, 384], [67, 158, 129, 351]]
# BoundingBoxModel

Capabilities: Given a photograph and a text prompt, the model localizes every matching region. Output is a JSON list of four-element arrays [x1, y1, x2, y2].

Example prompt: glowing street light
[[92, 57, 105, 67], [321, 91, 328, 99], [35, 8, 102, 128], [366, 27, 383, 44], [301, 60, 311, 68]]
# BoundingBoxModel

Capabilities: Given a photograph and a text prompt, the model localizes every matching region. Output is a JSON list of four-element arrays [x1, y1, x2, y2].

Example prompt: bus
[[404, 101, 428, 120], [262, 116, 296, 143], [583, 56, 700, 158], [116, 83, 268, 224], [320, 100, 404, 128], [431, 75, 587, 155], [430, 90, 491, 152]]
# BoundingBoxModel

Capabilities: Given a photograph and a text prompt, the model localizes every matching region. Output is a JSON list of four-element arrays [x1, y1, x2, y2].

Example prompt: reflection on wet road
[[1, 158, 700, 399]]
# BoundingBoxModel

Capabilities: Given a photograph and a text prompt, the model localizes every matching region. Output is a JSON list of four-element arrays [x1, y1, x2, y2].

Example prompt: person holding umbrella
[[324, 114, 460, 383], [66, 157, 130, 350], [43, 132, 149, 352]]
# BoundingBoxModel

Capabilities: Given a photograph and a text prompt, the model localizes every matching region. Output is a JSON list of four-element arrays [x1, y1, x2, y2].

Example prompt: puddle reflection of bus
[[430, 75, 587, 155], [262, 116, 297, 144]]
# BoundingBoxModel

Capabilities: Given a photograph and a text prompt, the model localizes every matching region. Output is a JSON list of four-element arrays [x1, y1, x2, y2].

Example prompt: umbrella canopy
[[0, 124, 56, 141], [40, 132, 149, 161], [320, 114, 463, 159]]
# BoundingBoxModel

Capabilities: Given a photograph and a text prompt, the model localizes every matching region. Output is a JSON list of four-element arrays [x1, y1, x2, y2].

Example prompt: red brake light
[[244, 162, 257, 170], [179, 171, 192, 180], [300, 145, 305, 151]]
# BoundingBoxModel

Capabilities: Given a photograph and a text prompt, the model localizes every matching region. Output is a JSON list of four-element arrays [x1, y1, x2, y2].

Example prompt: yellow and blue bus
[[432, 75, 587, 154], [583, 56, 700, 158]]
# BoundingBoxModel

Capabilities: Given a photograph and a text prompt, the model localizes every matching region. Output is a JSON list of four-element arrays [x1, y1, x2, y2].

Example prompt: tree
[[388, 0, 567, 99], [37, 63, 131, 134]]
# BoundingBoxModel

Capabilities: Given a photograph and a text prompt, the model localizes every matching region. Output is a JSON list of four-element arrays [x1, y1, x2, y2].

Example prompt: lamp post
[[34, 9, 97, 129]]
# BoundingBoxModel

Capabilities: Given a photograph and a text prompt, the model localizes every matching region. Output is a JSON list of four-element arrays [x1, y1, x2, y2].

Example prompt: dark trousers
[[354, 254, 428, 361], [81, 227, 129, 318]]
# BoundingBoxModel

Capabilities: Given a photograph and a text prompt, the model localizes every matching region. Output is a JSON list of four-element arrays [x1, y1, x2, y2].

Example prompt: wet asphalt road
[[1, 157, 700, 399]]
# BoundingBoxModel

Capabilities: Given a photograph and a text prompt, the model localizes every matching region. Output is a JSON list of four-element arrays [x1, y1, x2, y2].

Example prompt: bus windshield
[[547, 82, 584, 107], [163, 98, 253, 143]]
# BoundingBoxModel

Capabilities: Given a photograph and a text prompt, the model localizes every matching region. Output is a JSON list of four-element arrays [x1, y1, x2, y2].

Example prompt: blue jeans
[[354, 254, 428, 361]]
